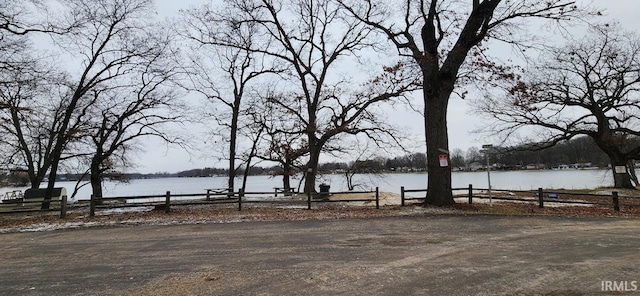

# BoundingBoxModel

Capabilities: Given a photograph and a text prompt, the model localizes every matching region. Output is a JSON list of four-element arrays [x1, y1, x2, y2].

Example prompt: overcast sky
[[135, 0, 640, 173]]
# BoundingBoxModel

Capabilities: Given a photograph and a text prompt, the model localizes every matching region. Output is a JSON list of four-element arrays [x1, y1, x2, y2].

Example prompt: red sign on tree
[[439, 154, 448, 167]]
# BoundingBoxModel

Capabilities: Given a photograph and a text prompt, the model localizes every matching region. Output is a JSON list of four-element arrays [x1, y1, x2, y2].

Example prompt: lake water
[[1, 169, 625, 201]]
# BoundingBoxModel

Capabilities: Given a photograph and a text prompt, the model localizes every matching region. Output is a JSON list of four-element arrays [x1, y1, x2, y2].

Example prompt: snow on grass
[[95, 206, 154, 215], [0, 221, 101, 233]]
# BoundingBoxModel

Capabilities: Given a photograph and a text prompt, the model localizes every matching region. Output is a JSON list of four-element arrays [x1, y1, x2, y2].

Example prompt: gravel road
[[1, 215, 639, 295]]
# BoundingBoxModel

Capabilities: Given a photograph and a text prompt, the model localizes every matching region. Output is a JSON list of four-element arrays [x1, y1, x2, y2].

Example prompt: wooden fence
[[2, 184, 639, 218], [400, 184, 640, 212], [86, 187, 380, 216]]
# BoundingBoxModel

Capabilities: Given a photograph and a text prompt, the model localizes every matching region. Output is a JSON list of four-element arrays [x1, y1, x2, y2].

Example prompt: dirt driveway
[[1, 215, 639, 295]]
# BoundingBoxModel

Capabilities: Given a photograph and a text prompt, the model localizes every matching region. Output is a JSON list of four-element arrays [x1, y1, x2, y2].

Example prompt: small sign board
[[439, 154, 448, 167], [614, 166, 627, 174]]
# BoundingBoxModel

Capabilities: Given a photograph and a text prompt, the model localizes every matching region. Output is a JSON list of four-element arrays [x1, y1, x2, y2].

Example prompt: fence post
[[206, 189, 211, 201], [238, 189, 243, 211], [375, 187, 379, 209], [60, 195, 67, 219], [612, 191, 620, 212], [401, 186, 405, 206], [538, 188, 544, 208], [165, 191, 171, 213], [307, 191, 311, 210], [90, 194, 96, 217], [468, 184, 473, 204]]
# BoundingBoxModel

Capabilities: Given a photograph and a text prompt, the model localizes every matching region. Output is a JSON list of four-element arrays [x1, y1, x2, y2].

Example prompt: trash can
[[318, 183, 330, 200], [319, 183, 330, 192]]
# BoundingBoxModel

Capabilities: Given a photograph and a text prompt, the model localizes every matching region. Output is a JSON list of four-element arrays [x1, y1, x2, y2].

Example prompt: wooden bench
[[206, 188, 233, 200], [23, 187, 67, 202], [274, 187, 295, 197]]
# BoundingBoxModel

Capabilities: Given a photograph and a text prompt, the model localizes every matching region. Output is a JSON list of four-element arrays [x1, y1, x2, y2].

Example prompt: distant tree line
[[320, 136, 614, 173], [491, 137, 611, 169], [177, 136, 620, 179]]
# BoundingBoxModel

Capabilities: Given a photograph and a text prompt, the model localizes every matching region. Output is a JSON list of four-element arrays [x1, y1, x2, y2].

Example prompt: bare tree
[[82, 33, 185, 201], [237, 101, 269, 193], [214, 0, 420, 194], [40, 0, 165, 209], [342, 141, 387, 191], [449, 148, 465, 170], [261, 134, 308, 194], [478, 24, 640, 189], [0, 11, 91, 189], [465, 147, 483, 167], [0, 47, 66, 188], [340, 0, 594, 205], [179, 3, 281, 192], [249, 92, 309, 194]]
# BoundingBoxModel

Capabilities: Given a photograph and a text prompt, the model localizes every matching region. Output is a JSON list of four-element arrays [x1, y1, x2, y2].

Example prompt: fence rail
[[84, 187, 381, 216], [2, 183, 638, 218], [400, 184, 640, 212]]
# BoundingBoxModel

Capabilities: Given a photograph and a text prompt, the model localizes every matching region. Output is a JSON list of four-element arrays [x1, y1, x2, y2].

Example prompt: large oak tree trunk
[[90, 155, 104, 205], [27, 169, 46, 190], [609, 155, 635, 189], [42, 152, 61, 210], [303, 145, 321, 194], [594, 133, 636, 189], [283, 159, 292, 195], [42, 83, 84, 210], [423, 88, 454, 206], [628, 160, 639, 187]]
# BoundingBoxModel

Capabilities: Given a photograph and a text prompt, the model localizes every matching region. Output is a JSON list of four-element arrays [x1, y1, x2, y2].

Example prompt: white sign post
[[481, 144, 494, 207]]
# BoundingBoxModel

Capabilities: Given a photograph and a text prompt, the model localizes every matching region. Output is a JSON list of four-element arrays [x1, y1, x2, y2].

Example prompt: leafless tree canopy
[[182, 0, 421, 193], [0, 47, 65, 188], [1, 0, 187, 204], [339, 0, 595, 205], [478, 24, 640, 188], [179, 2, 283, 192]]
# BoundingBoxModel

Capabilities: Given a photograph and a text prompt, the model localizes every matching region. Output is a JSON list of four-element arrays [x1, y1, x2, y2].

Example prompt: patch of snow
[[0, 215, 256, 233], [96, 207, 153, 215], [0, 221, 101, 233]]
